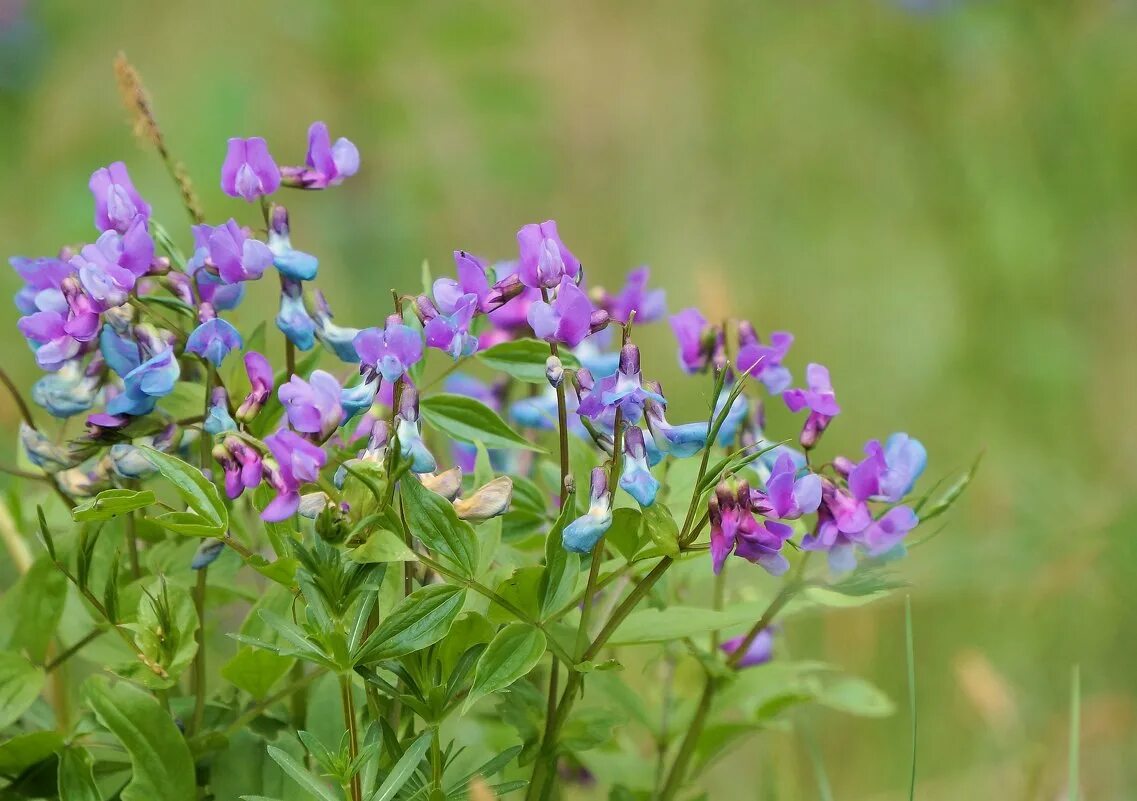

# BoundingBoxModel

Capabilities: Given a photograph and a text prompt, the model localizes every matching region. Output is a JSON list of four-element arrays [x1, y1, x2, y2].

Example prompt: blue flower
[[619, 426, 659, 507], [277, 284, 316, 351], [563, 468, 613, 554], [186, 318, 243, 367], [107, 348, 180, 417]]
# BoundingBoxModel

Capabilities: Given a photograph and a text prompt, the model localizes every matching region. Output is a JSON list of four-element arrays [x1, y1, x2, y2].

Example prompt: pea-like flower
[[354, 314, 424, 384], [644, 395, 708, 458], [279, 369, 344, 440], [563, 467, 613, 554], [221, 137, 281, 202], [10, 255, 74, 316], [619, 425, 659, 507], [750, 453, 822, 520], [736, 323, 793, 395], [214, 436, 264, 501], [18, 310, 82, 371], [266, 205, 318, 281], [669, 308, 715, 374], [783, 363, 841, 449], [452, 476, 514, 522], [423, 293, 479, 359], [600, 266, 667, 324], [106, 347, 180, 417], [236, 351, 274, 422], [189, 220, 273, 284], [395, 384, 436, 474], [186, 317, 243, 367], [281, 122, 360, 189], [720, 628, 775, 669], [434, 251, 492, 313], [89, 162, 150, 234], [340, 377, 379, 421], [578, 343, 665, 425], [527, 276, 594, 348], [276, 278, 316, 350], [517, 220, 581, 289], [848, 433, 927, 503], [262, 429, 326, 521], [709, 482, 793, 576], [31, 358, 101, 418], [204, 386, 237, 435], [311, 291, 360, 363], [20, 422, 83, 472]]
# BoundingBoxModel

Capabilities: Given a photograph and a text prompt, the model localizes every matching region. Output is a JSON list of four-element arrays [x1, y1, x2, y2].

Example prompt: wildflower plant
[[0, 57, 976, 801]]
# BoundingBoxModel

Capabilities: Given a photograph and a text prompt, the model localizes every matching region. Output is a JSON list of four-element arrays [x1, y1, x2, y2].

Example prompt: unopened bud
[[545, 355, 564, 388]]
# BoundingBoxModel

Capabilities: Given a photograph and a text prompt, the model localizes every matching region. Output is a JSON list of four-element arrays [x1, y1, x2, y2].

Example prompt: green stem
[[189, 567, 208, 737], [431, 726, 444, 793], [44, 628, 106, 673], [219, 670, 324, 739], [341, 674, 362, 801]]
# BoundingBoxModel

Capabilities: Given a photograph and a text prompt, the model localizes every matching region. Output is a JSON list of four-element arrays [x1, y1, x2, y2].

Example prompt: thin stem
[[44, 628, 106, 672], [189, 567, 208, 736], [0, 366, 36, 427], [124, 491, 142, 581], [341, 674, 362, 801], [223, 666, 324, 737], [430, 726, 444, 794]]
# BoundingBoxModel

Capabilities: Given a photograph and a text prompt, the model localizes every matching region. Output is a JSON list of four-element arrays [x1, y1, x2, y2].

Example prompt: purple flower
[[237, 351, 274, 422], [18, 311, 81, 371], [434, 251, 492, 313], [395, 384, 436, 474], [527, 276, 593, 348], [783, 363, 841, 449], [354, 316, 424, 383], [578, 344, 665, 425], [751, 453, 822, 520], [848, 434, 927, 503], [186, 318, 243, 367], [106, 348, 180, 417], [861, 506, 919, 556], [669, 308, 713, 374], [602, 266, 667, 324], [279, 369, 344, 440], [709, 483, 793, 576], [563, 467, 613, 554], [516, 220, 581, 289], [424, 294, 479, 359], [619, 426, 659, 507], [221, 137, 281, 202], [214, 436, 264, 501], [263, 429, 326, 521], [281, 122, 360, 189], [10, 256, 73, 315], [483, 260, 540, 343], [189, 220, 273, 284], [737, 323, 793, 395], [89, 162, 150, 233], [720, 628, 775, 669]]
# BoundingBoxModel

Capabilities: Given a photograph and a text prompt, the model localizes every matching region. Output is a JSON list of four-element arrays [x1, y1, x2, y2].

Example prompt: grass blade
[[1068, 664, 1081, 801], [905, 595, 917, 801]]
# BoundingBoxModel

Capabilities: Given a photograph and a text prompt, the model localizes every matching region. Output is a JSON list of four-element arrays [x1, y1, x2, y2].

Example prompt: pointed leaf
[[138, 445, 227, 533], [421, 393, 543, 452], [464, 623, 546, 711], [401, 477, 478, 578], [475, 339, 580, 384], [356, 584, 466, 664]]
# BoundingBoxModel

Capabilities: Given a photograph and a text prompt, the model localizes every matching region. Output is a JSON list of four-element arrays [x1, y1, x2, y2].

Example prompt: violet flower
[[434, 251, 492, 313], [644, 396, 708, 458], [354, 315, 424, 383], [89, 162, 150, 233], [783, 363, 841, 449], [186, 317, 243, 367], [736, 323, 793, 395], [517, 220, 581, 289], [709, 483, 793, 576], [18, 311, 81, 371], [236, 351, 273, 422], [221, 137, 281, 202], [602, 266, 667, 324], [281, 122, 360, 189], [189, 220, 273, 284], [527, 276, 594, 348], [848, 433, 927, 503], [279, 369, 344, 440], [423, 294, 479, 359], [31, 358, 101, 418], [750, 452, 822, 520], [563, 467, 613, 554], [277, 278, 316, 350], [262, 429, 326, 521], [106, 347, 180, 417], [578, 343, 665, 425], [720, 628, 775, 669], [669, 308, 714, 374], [395, 384, 436, 474], [861, 506, 920, 556], [619, 426, 659, 507], [10, 255, 74, 316], [214, 436, 264, 501], [266, 205, 319, 281]]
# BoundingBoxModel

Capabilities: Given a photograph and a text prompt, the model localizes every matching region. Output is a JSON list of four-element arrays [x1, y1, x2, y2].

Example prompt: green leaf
[[420, 393, 543, 452], [266, 745, 340, 801], [464, 623, 547, 711], [122, 579, 198, 688], [474, 338, 580, 384], [918, 451, 982, 522], [815, 674, 895, 718], [606, 508, 644, 562], [0, 730, 63, 774], [487, 566, 543, 626], [148, 511, 222, 537], [72, 488, 156, 522], [83, 675, 196, 801], [401, 476, 479, 577], [221, 647, 293, 699], [356, 584, 467, 664], [0, 653, 46, 729], [370, 731, 432, 801], [349, 529, 418, 563], [538, 490, 579, 620], [139, 445, 227, 533], [639, 503, 679, 557], [58, 747, 101, 801], [607, 603, 774, 646], [0, 557, 68, 662]]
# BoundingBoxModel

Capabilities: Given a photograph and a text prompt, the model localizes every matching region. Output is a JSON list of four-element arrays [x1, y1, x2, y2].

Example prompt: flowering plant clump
[[0, 60, 975, 801]]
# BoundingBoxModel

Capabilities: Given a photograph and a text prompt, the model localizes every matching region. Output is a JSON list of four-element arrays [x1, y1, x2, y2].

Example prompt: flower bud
[[421, 467, 463, 501], [191, 539, 225, 570], [545, 354, 564, 388], [453, 476, 513, 522]]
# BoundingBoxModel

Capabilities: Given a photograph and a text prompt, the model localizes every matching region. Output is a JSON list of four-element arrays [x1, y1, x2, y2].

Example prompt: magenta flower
[[516, 220, 580, 289], [236, 351, 274, 422], [434, 251, 492, 313], [720, 628, 775, 669], [783, 363, 841, 449], [423, 294, 479, 359], [750, 453, 822, 520], [282, 122, 360, 189], [709, 483, 793, 576], [669, 308, 713, 374], [737, 323, 793, 395], [186, 318, 243, 367], [602, 266, 667, 324], [279, 369, 344, 440], [262, 429, 326, 521], [483, 260, 540, 343], [848, 434, 927, 503], [527, 276, 593, 347], [89, 162, 150, 233], [354, 315, 424, 384], [189, 220, 273, 284], [221, 137, 281, 202]]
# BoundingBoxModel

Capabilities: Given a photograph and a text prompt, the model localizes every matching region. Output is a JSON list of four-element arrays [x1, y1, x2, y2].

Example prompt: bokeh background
[[3, 0, 1136, 798]]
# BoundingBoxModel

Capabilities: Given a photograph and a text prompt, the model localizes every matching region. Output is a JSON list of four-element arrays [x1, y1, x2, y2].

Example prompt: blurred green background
[[3, 0, 1136, 798]]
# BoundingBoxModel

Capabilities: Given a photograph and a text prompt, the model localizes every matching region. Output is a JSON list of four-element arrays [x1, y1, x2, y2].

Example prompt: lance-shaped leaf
[[355, 584, 466, 665], [139, 445, 227, 534], [71, 488, 156, 522], [538, 487, 578, 619], [464, 623, 546, 712], [401, 476, 479, 578], [420, 393, 544, 452], [474, 338, 580, 384]]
